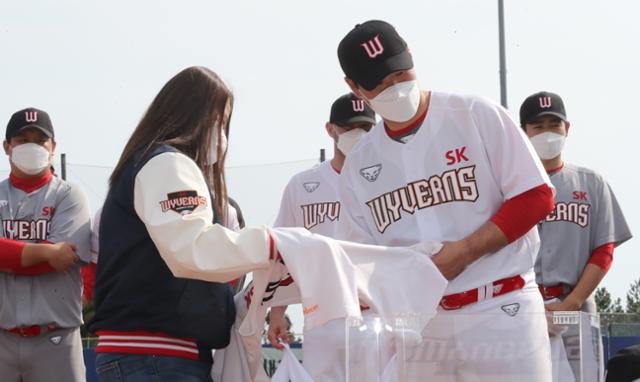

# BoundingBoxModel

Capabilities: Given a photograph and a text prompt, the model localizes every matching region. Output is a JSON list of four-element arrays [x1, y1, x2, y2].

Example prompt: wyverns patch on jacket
[[159, 190, 207, 215]]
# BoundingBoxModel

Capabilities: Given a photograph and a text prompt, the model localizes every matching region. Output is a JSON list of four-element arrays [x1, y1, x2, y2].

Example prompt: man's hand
[[430, 240, 473, 280], [544, 296, 581, 312], [45, 242, 79, 272], [268, 306, 291, 350]]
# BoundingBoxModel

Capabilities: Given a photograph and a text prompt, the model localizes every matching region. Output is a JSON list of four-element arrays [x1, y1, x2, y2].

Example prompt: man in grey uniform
[[520, 92, 632, 381], [0, 107, 92, 381]]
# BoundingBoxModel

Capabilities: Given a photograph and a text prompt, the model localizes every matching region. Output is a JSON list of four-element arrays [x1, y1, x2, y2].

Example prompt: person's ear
[[564, 121, 571, 137], [345, 77, 362, 97], [51, 140, 57, 154], [3, 140, 10, 156], [325, 122, 338, 140]]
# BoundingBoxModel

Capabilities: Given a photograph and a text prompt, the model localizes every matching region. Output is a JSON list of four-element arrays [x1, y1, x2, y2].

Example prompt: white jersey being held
[[338, 92, 552, 294], [536, 163, 632, 287], [273, 160, 341, 236]]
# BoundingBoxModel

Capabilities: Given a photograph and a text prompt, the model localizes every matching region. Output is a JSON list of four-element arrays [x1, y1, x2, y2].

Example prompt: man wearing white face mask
[[335, 20, 557, 380], [267, 93, 375, 353], [521, 92, 631, 381], [0, 107, 92, 381]]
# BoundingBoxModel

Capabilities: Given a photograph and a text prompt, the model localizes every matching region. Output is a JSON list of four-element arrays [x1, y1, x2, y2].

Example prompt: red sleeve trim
[[587, 243, 614, 272], [81, 262, 97, 302], [0, 238, 25, 269], [490, 184, 555, 243]]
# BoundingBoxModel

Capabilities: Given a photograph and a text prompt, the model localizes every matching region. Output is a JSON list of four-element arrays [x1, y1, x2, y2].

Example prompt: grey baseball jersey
[[273, 160, 341, 236], [0, 175, 92, 329], [535, 163, 632, 287]]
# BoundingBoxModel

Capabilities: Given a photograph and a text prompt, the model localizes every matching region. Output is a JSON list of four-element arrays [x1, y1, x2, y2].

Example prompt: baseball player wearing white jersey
[[0, 108, 92, 382], [520, 91, 632, 381], [268, 93, 376, 351], [336, 20, 556, 380]]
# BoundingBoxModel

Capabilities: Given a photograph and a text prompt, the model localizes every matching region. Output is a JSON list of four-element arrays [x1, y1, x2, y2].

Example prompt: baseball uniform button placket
[[439, 275, 525, 310]]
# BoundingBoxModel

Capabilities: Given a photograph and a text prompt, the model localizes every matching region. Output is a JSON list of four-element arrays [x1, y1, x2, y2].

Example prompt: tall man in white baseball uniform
[[267, 93, 375, 377], [520, 91, 632, 381], [336, 20, 556, 380], [0, 108, 92, 381]]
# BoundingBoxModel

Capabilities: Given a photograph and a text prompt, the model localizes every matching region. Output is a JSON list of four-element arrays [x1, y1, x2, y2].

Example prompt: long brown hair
[[110, 66, 232, 223]]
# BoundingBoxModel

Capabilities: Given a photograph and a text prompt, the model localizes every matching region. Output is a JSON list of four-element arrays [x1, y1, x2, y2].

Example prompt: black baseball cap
[[6, 107, 55, 141], [338, 20, 414, 91], [519, 91, 567, 126], [329, 93, 376, 127], [605, 344, 640, 381]]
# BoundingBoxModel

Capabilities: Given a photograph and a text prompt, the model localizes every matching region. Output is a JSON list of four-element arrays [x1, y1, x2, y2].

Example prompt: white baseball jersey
[[338, 91, 552, 294], [273, 160, 341, 236], [234, 227, 447, 381]]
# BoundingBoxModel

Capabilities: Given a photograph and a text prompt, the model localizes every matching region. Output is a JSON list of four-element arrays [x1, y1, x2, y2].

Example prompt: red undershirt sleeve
[[490, 184, 555, 243], [587, 243, 614, 272], [81, 262, 97, 302], [10, 240, 56, 275], [0, 238, 25, 269]]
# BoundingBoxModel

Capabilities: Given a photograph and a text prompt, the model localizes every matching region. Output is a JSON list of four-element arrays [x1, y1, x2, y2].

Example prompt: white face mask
[[529, 132, 565, 160], [10, 143, 51, 175], [366, 80, 421, 123], [336, 128, 367, 156], [207, 125, 228, 165]]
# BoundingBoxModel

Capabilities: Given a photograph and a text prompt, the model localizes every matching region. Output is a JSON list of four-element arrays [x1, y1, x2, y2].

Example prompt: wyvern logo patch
[[159, 190, 207, 215], [49, 335, 62, 345], [360, 164, 382, 182], [303, 182, 320, 193], [501, 303, 520, 317]]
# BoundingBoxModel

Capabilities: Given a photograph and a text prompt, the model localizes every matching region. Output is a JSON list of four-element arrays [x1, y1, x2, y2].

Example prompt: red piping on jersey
[[0, 238, 25, 270], [490, 184, 555, 243], [81, 262, 97, 302], [95, 330, 201, 361], [384, 96, 430, 139], [10, 170, 52, 193], [587, 242, 614, 272], [546, 163, 564, 175]]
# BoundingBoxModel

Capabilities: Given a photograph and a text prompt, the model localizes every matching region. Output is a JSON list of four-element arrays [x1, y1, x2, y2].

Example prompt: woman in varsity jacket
[[89, 66, 279, 381]]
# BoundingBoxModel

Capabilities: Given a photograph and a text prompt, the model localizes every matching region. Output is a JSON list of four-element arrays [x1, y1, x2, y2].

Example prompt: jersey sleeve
[[90, 207, 102, 263], [336, 164, 377, 244], [47, 183, 93, 263], [471, 98, 552, 200], [272, 178, 297, 228], [133, 152, 273, 283], [592, 178, 632, 249]]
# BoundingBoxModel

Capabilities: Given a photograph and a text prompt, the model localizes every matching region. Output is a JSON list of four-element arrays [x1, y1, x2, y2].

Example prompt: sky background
[[1, 0, 637, 333]]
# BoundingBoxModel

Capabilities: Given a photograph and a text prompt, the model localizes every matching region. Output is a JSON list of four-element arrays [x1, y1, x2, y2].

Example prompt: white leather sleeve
[[134, 152, 271, 282]]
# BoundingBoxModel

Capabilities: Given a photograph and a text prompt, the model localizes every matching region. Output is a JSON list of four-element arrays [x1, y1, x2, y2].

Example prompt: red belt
[[6, 324, 60, 337], [439, 275, 525, 310], [539, 285, 567, 300]]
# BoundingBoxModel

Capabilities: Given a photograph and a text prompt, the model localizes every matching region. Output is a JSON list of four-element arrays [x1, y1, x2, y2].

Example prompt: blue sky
[[1, 0, 637, 332]]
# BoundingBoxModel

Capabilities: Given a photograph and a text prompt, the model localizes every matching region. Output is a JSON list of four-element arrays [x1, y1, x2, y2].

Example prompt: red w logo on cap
[[361, 35, 384, 58], [25, 111, 38, 123]]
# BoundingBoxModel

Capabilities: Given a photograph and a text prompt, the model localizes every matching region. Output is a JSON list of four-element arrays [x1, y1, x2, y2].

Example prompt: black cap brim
[[525, 111, 567, 124], [358, 50, 413, 91], [13, 124, 54, 139], [334, 115, 376, 127]]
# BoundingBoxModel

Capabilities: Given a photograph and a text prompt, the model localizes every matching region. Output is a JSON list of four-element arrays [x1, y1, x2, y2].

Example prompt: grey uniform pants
[[0, 327, 86, 382]]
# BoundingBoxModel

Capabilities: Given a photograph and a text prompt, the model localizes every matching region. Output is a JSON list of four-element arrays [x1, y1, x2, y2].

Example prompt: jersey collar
[[10, 170, 53, 193], [546, 163, 564, 176], [384, 94, 430, 141]]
